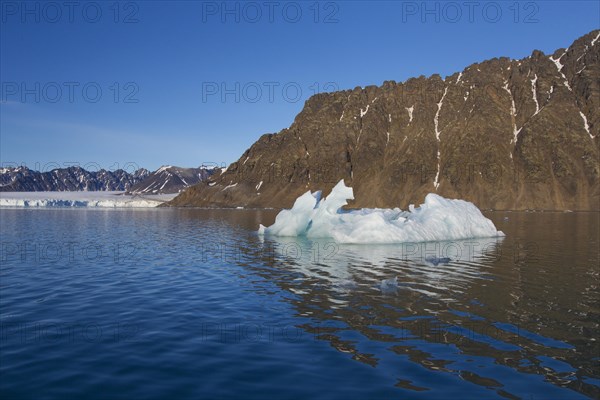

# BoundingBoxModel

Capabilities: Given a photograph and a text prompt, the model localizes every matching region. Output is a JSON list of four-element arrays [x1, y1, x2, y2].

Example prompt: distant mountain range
[[0, 165, 218, 194], [127, 165, 218, 194], [169, 30, 600, 211], [0, 166, 149, 192]]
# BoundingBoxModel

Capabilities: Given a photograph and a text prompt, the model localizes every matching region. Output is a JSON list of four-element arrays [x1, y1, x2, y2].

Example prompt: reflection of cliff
[[232, 234, 596, 398], [176, 207, 597, 397]]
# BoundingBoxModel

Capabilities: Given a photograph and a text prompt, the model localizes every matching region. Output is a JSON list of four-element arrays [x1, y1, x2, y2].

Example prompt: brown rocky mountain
[[170, 30, 600, 211]]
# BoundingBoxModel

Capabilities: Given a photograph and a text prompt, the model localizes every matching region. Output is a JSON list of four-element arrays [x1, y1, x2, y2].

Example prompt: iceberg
[[258, 180, 504, 243]]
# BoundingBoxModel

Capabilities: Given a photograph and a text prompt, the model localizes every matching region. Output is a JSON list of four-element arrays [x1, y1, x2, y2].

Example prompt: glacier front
[[0, 192, 178, 208], [258, 180, 504, 243]]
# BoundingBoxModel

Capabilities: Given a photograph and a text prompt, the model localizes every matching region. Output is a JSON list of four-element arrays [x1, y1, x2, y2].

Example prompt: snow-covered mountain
[[0, 165, 218, 194], [127, 166, 219, 194], [0, 166, 150, 192]]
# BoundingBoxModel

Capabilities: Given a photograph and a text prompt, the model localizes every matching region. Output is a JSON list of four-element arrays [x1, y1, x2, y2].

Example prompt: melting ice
[[258, 180, 504, 243]]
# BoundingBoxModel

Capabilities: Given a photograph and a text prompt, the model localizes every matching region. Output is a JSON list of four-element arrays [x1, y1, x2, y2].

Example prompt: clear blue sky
[[1, 0, 598, 172]]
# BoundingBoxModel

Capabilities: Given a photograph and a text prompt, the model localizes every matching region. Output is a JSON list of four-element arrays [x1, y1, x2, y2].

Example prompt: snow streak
[[433, 87, 448, 190]]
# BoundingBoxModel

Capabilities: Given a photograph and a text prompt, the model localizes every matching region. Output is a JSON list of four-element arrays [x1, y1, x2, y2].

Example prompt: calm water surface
[[0, 208, 598, 399]]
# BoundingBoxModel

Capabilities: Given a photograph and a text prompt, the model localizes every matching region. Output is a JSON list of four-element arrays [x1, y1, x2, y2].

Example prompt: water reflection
[[2, 209, 596, 398], [256, 235, 503, 295], [234, 231, 597, 399]]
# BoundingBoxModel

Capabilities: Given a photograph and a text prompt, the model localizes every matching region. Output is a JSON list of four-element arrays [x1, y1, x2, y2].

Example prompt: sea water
[[0, 208, 598, 399]]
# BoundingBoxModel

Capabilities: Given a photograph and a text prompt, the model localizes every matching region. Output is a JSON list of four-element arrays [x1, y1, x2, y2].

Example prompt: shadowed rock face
[[170, 30, 600, 211]]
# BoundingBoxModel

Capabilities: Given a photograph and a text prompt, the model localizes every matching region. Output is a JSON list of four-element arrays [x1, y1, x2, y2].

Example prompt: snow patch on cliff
[[580, 112, 593, 139], [531, 74, 540, 115], [406, 106, 414, 123], [360, 105, 369, 118], [503, 81, 520, 144], [549, 55, 572, 91], [433, 88, 448, 190]]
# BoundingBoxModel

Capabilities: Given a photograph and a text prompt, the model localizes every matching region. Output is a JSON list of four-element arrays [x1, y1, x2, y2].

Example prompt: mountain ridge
[[177, 30, 597, 210], [0, 166, 150, 192], [127, 165, 219, 194], [0, 165, 217, 194]]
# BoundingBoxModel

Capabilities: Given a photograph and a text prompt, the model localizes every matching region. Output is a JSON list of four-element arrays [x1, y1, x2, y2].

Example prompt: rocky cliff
[[170, 30, 600, 210]]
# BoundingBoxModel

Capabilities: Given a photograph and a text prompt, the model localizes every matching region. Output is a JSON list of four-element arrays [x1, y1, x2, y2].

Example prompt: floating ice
[[425, 256, 452, 266], [258, 180, 504, 243], [380, 276, 399, 293]]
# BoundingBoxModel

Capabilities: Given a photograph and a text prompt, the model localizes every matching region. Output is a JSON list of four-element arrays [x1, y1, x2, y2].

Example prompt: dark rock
[[170, 30, 600, 210]]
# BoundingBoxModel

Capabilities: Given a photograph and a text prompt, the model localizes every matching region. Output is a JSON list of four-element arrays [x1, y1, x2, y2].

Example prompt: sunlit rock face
[[170, 30, 600, 211]]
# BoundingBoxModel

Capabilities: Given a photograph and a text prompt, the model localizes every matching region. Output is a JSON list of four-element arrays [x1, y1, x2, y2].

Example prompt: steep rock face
[[0, 166, 150, 192], [127, 166, 218, 194], [170, 30, 600, 210]]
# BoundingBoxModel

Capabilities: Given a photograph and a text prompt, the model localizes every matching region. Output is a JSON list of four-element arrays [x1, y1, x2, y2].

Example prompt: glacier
[[258, 180, 504, 243], [0, 192, 177, 208]]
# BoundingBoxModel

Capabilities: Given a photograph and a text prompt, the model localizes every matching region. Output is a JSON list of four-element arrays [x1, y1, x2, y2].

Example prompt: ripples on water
[[0, 209, 598, 399]]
